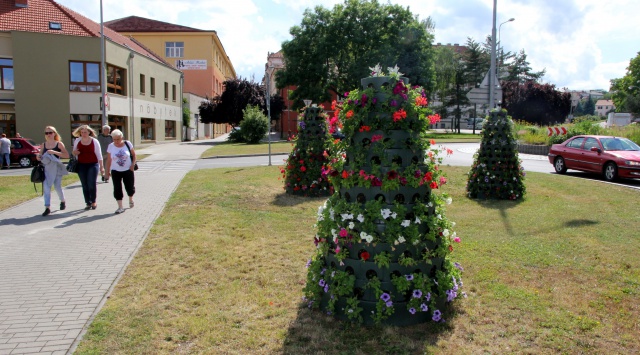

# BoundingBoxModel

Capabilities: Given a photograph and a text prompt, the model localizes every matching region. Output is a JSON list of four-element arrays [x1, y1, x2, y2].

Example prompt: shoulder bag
[[124, 140, 138, 170], [67, 138, 78, 173]]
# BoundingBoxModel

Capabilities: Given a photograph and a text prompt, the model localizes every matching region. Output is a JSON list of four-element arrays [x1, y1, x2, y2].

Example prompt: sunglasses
[[44, 132, 54, 135]]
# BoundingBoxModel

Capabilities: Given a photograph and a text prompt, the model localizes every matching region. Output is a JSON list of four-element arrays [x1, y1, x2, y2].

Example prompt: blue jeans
[[0, 153, 9, 167], [43, 172, 65, 207], [77, 162, 99, 205]]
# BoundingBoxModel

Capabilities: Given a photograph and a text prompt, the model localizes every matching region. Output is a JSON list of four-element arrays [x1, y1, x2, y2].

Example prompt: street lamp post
[[489, 0, 497, 109], [265, 65, 274, 166], [100, 0, 107, 126], [498, 18, 515, 79]]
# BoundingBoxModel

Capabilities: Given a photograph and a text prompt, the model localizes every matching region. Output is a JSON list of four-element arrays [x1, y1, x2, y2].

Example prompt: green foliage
[[276, 0, 436, 108], [226, 128, 244, 143], [240, 105, 269, 144], [503, 49, 546, 84], [610, 51, 640, 116], [182, 98, 190, 128]]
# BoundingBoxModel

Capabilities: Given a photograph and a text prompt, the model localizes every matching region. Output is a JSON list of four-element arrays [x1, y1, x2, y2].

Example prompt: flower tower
[[303, 65, 464, 326], [281, 106, 333, 197], [466, 109, 526, 200]]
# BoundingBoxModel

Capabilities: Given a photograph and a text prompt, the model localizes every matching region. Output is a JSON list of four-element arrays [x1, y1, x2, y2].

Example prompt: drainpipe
[[129, 52, 135, 143]]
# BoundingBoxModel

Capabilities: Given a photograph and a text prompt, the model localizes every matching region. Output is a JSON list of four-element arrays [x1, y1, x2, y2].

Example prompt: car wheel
[[19, 156, 32, 168], [603, 162, 618, 182], [554, 156, 567, 174]]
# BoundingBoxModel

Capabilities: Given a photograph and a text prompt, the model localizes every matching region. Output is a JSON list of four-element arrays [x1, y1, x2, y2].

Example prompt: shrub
[[240, 105, 269, 144], [227, 127, 244, 143]]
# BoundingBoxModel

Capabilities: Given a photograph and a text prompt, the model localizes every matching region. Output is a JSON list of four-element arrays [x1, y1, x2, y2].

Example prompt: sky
[[55, 0, 640, 91]]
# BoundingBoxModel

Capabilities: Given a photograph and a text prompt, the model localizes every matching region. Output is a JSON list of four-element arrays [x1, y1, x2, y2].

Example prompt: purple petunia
[[409, 307, 416, 315], [320, 268, 326, 275], [446, 289, 457, 302], [380, 292, 391, 302], [420, 303, 429, 312], [454, 262, 464, 271], [412, 289, 422, 299], [305, 259, 312, 268], [425, 292, 431, 302], [319, 279, 325, 287], [298, 121, 306, 129], [324, 284, 329, 293], [390, 99, 398, 107], [432, 309, 442, 322], [385, 300, 393, 307], [405, 274, 414, 281]]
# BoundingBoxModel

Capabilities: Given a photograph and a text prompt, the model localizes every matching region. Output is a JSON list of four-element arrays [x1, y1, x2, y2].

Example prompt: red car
[[9, 137, 40, 168], [548, 135, 640, 181]]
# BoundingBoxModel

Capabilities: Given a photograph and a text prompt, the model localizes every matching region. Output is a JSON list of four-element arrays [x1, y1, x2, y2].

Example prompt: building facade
[[595, 99, 615, 117], [0, 0, 183, 146], [105, 16, 236, 139]]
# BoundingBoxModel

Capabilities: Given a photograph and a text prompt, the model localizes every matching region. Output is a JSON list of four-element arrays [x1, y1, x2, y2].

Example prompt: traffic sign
[[547, 126, 567, 136]]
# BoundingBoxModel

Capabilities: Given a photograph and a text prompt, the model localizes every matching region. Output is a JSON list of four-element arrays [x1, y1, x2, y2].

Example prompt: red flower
[[392, 109, 407, 122], [342, 170, 349, 179], [346, 110, 354, 118], [415, 96, 428, 106], [430, 181, 438, 189], [300, 166, 307, 172], [371, 134, 383, 142], [360, 251, 370, 261], [428, 114, 441, 124], [387, 170, 398, 180]]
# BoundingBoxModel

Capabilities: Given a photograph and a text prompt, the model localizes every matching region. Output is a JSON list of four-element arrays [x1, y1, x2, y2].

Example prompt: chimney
[[16, 0, 28, 7]]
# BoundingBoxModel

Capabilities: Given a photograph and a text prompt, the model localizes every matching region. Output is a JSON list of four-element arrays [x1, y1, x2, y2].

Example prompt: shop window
[[165, 120, 176, 139], [141, 118, 155, 141], [69, 61, 100, 92]]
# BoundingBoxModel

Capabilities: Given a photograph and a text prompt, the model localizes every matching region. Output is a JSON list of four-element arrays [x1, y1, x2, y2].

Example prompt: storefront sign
[[175, 60, 207, 70]]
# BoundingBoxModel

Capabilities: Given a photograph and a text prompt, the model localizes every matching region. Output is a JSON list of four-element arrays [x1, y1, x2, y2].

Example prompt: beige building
[[595, 99, 615, 117], [0, 0, 182, 146], [105, 16, 237, 139]]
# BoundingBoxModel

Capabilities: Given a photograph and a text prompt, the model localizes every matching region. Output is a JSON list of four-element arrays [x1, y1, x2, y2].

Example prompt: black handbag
[[30, 163, 45, 194], [124, 140, 138, 170], [66, 157, 78, 173]]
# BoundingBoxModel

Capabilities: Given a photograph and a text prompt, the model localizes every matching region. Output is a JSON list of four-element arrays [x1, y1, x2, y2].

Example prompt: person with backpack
[[36, 126, 69, 216], [97, 125, 113, 183], [104, 129, 136, 214]]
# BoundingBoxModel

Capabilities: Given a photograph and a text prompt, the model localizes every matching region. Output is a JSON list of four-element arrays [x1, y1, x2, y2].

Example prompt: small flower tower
[[466, 109, 526, 200], [281, 106, 333, 197], [303, 65, 464, 326]]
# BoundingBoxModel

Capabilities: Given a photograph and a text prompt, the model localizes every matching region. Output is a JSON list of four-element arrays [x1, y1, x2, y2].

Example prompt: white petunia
[[401, 220, 411, 227], [341, 213, 354, 221], [317, 215, 324, 221], [414, 217, 421, 224], [445, 197, 452, 205], [329, 208, 335, 221], [331, 229, 337, 238], [397, 236, 406, 244], [348, 222, 355, 229], [357, 214, 365, 223], [381, 209, 392, 219], [442, 229, 450, 237], [391, 212, 397, 219], [437, 214, 442, 220]]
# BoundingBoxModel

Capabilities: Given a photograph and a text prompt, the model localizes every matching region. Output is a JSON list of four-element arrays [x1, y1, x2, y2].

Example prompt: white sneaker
[[115, 208, 125, 214]]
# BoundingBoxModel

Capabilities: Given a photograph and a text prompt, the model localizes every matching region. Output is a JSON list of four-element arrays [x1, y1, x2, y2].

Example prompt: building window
[[106, 64, 125, 95], [164, 82, 168, 100], [70, 114, 102, 137], [165, 120, 176, 139], [0, 58, 13, 90], [165, 42, 184, 58], [150, 77, 155, 97], [139, 74, 145, 95], [141, 118, 155, 141], [172, 84, 176, 102], [69, 61, 100, 92]]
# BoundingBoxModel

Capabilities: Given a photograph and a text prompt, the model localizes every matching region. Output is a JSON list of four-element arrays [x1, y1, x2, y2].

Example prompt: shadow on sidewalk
[[0, 208, 116, 227]]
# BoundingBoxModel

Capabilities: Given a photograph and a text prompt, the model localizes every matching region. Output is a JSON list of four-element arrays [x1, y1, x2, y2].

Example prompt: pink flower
[[454, 237, 461, 243], [339, 228, 348, 237], [371, 134, 383, 143]]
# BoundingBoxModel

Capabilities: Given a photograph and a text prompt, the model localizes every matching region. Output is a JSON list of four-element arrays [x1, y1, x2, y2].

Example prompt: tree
[[582, 95, 595, 116], [198, 78, 284, 126], [240, 105, 269, 144], [503, 49, 545, 84], [276, 0, 435, 109], [462, 37, 490, 86], [502, 81, 571, 125], [610, 51, 640, 116]]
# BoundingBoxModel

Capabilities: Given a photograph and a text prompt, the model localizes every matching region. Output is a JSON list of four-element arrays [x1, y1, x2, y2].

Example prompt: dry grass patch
[[76, 166, 640, 354]]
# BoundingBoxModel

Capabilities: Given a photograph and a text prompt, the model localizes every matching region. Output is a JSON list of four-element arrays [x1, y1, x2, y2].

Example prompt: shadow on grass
[[470, 198, 523, 237], [272, 192, 328, 207], [283, 302, 461, 354], [564, 219, 599, 227]]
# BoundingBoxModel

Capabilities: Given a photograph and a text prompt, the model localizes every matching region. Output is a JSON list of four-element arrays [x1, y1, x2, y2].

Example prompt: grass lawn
[[75, 165, 640, 354], [0, 174, 79, 211], [201, 141, 294, 158]]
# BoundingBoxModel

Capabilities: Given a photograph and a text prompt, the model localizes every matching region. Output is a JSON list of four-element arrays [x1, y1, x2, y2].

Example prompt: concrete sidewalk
[[0, 138, 222, 354]]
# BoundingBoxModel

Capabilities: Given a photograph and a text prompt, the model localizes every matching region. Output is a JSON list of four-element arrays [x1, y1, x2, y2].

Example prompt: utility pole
[[489, 0, 497, 109]]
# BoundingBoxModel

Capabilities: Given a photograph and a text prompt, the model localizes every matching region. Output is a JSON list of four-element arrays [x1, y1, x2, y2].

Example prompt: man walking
[[0, 133, 11, 169], [97, 125, 113, 182]]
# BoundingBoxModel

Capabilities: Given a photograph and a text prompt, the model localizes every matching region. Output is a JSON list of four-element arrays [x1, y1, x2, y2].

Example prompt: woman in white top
[[104, 129, 136, 214]]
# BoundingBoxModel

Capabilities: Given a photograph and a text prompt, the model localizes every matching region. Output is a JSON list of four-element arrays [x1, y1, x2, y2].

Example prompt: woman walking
[[37, 126, 69, 216], [104, 129, 136, 214], [71, 125, 104, 210]]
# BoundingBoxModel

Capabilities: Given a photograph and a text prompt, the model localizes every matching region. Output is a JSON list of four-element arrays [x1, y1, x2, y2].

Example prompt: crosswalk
[[135, 159, 198, 173]]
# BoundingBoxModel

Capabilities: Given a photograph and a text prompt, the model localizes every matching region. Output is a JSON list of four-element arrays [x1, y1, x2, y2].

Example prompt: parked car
[[9, 137, 40, 168], [548, 135, 640, 181]]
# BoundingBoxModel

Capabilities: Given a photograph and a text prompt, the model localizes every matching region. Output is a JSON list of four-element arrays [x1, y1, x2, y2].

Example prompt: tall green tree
[[198, 78, 284, 126], [503, 49, 545, 84], [582, 95, 595, 116], [276, 0, 435, 108], [610, 51, 640, 116], [462, 37, 490, 86]]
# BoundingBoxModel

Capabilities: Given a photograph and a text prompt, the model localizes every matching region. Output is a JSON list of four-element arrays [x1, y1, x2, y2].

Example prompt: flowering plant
[[466, 109, 526, 200], [303, 68, 464, 325], [280, 107, 333, 196]]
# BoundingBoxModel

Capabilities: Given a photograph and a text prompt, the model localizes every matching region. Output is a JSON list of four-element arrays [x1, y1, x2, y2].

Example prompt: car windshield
[[600, 137, 640, 151]]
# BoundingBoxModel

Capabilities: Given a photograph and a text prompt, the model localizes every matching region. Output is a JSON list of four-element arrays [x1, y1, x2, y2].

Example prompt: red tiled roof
[[105, 16, 206, 33], [0, 0, 168, 65]]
